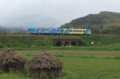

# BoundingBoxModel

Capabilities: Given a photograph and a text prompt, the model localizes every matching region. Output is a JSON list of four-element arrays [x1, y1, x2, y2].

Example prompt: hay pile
[[27, 48, 64, 79], [0, 48, 27, 73]]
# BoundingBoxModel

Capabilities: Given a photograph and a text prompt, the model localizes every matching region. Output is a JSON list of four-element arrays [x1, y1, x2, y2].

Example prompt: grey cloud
[[0, 0, 120, 28]]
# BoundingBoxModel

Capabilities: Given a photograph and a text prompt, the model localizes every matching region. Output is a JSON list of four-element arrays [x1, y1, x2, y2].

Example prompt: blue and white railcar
[[29, 28, 63, 34]]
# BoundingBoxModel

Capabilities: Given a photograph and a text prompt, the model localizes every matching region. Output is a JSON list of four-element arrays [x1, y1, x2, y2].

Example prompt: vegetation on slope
[[0, 34, 120, 50], [61, 11, 120, 34]]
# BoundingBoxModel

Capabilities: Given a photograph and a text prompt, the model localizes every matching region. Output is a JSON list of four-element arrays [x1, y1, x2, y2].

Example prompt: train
[[28, 28, 91, 35]]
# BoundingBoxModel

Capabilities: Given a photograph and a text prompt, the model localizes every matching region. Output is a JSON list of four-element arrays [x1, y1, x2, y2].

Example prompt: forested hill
[[60, 11, 120, 34]]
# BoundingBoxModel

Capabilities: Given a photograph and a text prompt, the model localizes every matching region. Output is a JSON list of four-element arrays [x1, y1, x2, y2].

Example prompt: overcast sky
[[0, 0, 120, 28]]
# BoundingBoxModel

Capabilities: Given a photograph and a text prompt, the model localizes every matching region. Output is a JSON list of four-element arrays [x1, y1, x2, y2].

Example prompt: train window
[[53, 29, 55, 32], [44, 30, 48, 32], [83, 30, 85, 32], [79, 30, 82, 32], [38, 29, 42, 32], [33, 29, 35, 32], [44, 30, 47, 32], [28, 29, 31, 31], [46, 30, 48, 32], [29, 29, 35, 32], [47, 30, 50, 32], [58, 30, 61, 32]]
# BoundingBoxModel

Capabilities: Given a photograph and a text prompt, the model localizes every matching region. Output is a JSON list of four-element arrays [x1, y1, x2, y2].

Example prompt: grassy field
[[1, 50, 120, 79]]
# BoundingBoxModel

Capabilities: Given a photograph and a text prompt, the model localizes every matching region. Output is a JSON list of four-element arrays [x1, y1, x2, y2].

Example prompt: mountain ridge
[[60, 11, 120, 34]]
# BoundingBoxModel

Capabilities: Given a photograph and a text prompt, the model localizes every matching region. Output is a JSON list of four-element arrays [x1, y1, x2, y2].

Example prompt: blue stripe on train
[[64, 29, 72, 34], [84, 29, 91, 34]]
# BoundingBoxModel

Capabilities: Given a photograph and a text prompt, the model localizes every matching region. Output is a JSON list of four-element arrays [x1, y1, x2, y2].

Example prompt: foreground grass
[[17, 50, 120, 57], [1, 50, 120, 79]]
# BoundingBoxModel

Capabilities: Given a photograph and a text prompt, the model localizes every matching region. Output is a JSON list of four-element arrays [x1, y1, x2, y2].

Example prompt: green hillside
[[0, 34, 120, 50], [60, 11, 120, 34]]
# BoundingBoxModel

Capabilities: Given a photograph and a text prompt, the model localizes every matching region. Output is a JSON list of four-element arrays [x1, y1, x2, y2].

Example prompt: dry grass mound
[[27, 48, 64, 79], [0, 48, 27, 73]]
